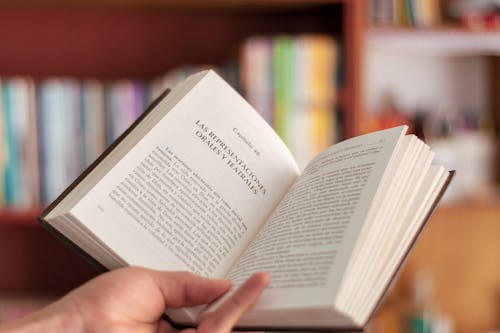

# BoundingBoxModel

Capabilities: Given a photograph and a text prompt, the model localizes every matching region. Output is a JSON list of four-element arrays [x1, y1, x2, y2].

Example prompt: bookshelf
[[364, 1, 500, 332], [0, 0, 364, 295]]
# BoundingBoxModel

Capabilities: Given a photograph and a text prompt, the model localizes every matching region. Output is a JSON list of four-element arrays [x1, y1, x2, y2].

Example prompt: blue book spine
[[2, 82, 20, 205]]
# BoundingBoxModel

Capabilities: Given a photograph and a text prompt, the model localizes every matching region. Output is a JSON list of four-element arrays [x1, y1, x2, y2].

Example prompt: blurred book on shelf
[[38, 79, 83, 206], [370, 0, 500, 30], [0, 78, 39, 209], [81, 80, 106, 168], [104, 80, 150, 144], [0, 77, 153, 208], [241, 34, 339, 169], [370, 0, 442, 28], [0, 34, 340, 210]]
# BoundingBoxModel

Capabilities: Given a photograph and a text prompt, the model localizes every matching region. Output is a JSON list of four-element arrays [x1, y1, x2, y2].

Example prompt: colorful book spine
[[105, 80, 150, 145], [38, 79, 81, 204], [273, 35, 295, 151], [0, 80, 5, 206], [1, 80, 19, 205], [240, 37, 274, 125], [0, 76, 153, 207], [371, 0, 441, 27], [311, 35, 337, 156], [0, 34, 339, 208], [1, 78, 39, 208], [81, 80, 106, 168], [238, 34, 339, 169]]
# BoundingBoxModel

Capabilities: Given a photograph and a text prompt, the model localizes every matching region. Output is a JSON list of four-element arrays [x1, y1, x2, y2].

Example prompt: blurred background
[[0, 0, 498, 332]]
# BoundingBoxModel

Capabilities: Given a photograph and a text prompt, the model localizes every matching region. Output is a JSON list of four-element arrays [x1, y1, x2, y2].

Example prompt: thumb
[[148, 270, 232, 308]]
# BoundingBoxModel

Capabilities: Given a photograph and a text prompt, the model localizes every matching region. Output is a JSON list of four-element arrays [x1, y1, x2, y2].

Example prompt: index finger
[[197, 272, 270, 333]]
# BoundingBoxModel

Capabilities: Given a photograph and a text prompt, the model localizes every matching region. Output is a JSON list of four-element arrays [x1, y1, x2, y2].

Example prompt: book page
[[335, 136, 431, 312], [214, 127, 406, 324], [355, 166, 449, 323], [333, 136, 433, 322], [69, 71, 300, 279]]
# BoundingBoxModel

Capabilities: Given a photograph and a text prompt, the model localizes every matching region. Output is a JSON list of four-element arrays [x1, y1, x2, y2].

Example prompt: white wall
[[363, 50, 494, 201], [363, 50, 490, 116]]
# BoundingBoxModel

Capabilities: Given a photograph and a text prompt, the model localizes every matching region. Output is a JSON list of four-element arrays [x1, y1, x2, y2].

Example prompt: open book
[[39, 70, 453, 331]]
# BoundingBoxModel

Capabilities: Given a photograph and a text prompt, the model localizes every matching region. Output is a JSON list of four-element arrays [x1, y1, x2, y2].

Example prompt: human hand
[[0, 267, 270, 333]]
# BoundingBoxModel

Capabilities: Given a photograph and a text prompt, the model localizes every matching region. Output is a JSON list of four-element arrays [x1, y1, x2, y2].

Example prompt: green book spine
[[273, 36, 294, 150]]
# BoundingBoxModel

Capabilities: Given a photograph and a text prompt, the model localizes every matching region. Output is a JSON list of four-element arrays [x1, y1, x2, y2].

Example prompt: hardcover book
[[39, 70, 453, 331]]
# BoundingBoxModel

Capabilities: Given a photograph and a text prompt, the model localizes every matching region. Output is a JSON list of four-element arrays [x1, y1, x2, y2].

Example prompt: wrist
[[0, 300, 83, 333]]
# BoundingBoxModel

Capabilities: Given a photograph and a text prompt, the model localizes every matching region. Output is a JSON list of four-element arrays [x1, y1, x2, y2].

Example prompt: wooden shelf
[[0, 3, 346, 79], [367, 28, 500, 56], [0, 209, 103, 294], [0, 0, 352, 10], [0, 218, 103, 295], [0, 210, 41, 227], [372, 198, 500, 333]]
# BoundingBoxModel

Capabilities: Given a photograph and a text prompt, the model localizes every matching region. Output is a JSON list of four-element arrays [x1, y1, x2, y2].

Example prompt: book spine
[[0, 75, 159, 208], [291, 35, 338, 168], [105, 80, 149, 145], [0, 78, 39, 207], [81, 80, 106, 167], [0, 80, 5, 206], [0, 35, 339, 208], [240, 34, 339, 168], [2, 81, 19, 205], [273, 35, 295, 152], [312, 36, 337, 154], [64, 80, 83, 188], [26, 78, 40, 206], [240, 36, 274, 126], [38, 80, 72, 204]]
